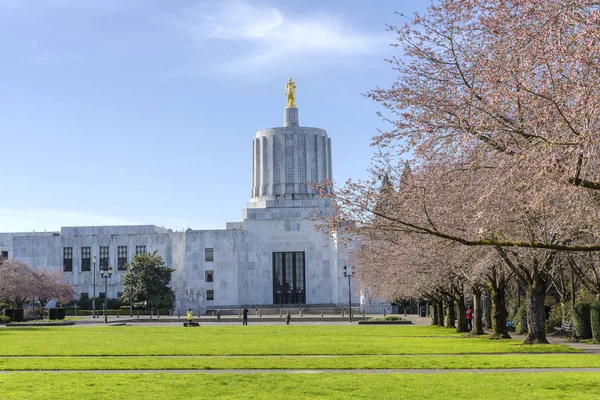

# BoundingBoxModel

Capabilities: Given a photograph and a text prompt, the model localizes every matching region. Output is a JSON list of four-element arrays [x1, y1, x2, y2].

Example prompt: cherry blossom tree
[[320, 0, 600, 344], [35, 268, 76, 307], [365, 0, 600, 250], [0, 259, 37, 308], [0, 259, 75, 311]]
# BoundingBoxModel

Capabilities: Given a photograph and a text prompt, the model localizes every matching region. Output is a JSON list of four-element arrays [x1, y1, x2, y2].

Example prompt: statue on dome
[[285, 78, 296, 108]]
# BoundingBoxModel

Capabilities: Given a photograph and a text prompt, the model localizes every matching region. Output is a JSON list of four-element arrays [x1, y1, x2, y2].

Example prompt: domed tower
[[250, 78, 333, 203]]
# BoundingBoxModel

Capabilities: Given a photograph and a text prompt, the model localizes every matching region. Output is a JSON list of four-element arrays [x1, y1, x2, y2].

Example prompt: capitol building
[[0, 86, 357, 313]]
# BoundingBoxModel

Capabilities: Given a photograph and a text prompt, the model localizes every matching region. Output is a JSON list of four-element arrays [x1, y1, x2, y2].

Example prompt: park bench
[[553, 321, 574, 337]]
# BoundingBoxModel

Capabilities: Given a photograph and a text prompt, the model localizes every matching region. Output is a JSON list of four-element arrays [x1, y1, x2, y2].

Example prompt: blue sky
[[0, 0, 429, 232]]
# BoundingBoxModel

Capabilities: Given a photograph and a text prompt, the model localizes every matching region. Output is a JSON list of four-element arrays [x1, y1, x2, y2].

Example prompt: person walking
[[216, 310, 221, 323], [285, 311, 291, 325], [242, 307, 248, 326], [466, 305, 473, 332], [186, 309, 193, 326]]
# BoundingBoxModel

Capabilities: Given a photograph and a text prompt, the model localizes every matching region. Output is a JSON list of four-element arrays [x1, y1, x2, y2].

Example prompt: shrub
[[24, 306, 45, 321], [516, 306, 528, 334], [368, 316, 404, 322], [106, 298, 122, 310], [64, 309, 92, 316], [3, 309, 24, 322], [48, 308, 66, 320], [590, 302, 600, 344], [384, 315, 404, 321], [573, 303, 592, 339], [0, 315, 10, 324], [0, 301, 11, 311], [545, 305, 563, 334]]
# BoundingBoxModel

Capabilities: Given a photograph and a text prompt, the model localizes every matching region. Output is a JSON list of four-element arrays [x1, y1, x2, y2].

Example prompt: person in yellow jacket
[[186, 309, 193, 323]]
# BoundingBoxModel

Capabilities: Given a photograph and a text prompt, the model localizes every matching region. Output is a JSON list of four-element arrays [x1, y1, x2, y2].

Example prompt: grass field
[[1, 324, 598, 399], [0, 325, 578, 356], [1, 354, 600, 371], [1, 372, 600, 399]]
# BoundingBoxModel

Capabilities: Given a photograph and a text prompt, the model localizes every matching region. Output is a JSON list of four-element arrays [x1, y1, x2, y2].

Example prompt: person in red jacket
[[466, 305, 473, 331]]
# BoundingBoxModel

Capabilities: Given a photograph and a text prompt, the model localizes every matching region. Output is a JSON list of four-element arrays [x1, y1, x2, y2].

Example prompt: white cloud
[[174, 1, 386, 73]]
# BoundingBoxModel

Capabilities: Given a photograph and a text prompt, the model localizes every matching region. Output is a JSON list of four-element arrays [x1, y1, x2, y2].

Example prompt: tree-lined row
[[322, 0, 600, 344]]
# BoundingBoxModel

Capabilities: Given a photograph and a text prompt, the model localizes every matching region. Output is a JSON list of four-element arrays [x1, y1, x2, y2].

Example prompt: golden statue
[[285, 78, 296, 108]]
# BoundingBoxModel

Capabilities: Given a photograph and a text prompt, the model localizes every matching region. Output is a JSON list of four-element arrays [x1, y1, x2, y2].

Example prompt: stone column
[[284, 107, 299, 127]]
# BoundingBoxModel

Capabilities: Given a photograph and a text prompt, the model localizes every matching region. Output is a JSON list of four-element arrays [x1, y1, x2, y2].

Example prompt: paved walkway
[[2, 368, 600, 374], [510, 334, 600, 354]]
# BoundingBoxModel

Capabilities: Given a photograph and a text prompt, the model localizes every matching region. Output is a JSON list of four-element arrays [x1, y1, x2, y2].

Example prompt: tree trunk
[[431, 300, 439, 325], [490, 284, 510, 339], [524, 279, 549, 344], [437, 301, 445, 326], [455, 295, 468, 333], [473, 291, 485, 335], [446, 299, 456, 329]]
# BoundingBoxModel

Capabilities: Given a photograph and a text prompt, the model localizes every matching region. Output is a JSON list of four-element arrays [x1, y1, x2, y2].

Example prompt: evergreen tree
[[120, 250, 175, 309]]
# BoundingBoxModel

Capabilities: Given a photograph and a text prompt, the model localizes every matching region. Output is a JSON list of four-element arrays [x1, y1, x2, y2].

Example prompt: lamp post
[[92, 256, 96, 318], [128, 265, 133, 317], [101, 265, 112, 324], [343, 265, 355, 323]]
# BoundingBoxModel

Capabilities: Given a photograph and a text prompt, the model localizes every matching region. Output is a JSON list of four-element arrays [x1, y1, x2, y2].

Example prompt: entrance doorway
[[273, 252, 306, 304]]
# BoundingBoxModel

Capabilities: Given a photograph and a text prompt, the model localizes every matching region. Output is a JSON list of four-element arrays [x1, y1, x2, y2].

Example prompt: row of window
[[63, 245, 147, 272], [64, 246, 215, 272], [1, 250, 8, 259]]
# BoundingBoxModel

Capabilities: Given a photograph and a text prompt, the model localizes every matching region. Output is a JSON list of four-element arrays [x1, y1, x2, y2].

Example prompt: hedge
[[590, 302, 600, 344], [64, 308, 173, 317], [0, 315, 10, 324], [3, 309, 24, 322], [48, 308, 66, 320], [573, 302, 592, 339]]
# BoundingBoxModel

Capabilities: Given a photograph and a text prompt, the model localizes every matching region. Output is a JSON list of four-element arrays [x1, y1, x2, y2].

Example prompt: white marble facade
[[0, 107, 356, 313]]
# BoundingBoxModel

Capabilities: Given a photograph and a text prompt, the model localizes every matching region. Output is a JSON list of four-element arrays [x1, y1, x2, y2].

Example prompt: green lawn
[[0, 326, 578, 356], [1, 324, 596, 399], [1, 354, 599, 371], [1, 372, 599, 399]]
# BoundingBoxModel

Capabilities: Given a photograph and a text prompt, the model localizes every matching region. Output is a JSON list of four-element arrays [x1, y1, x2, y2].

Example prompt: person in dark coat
[[242, 307, 248, 325]]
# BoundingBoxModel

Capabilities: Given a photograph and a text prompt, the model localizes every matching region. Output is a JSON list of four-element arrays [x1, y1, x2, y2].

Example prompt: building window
[[99, 292, 106, 299], [205, 248, 214, 262], [273, 252, 306, 304], [135, 245, 146, 255], [63, 247, 73, 272], [1, 251, 8, 259], [206, 290, 214, 301], [99, 246, 109, 270], [118, 246, 128, 270], [81, 247, 91, 271], [205, 270, 214, 282], [80, 293, 89, 299]]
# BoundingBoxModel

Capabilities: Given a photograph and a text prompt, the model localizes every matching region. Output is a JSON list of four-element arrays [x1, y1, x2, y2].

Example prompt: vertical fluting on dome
[[251, 126, 332, 202]]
